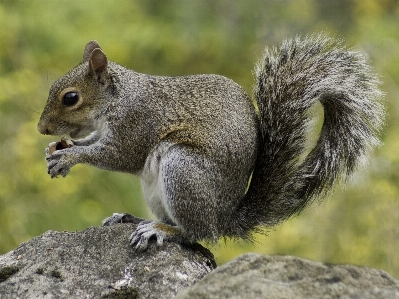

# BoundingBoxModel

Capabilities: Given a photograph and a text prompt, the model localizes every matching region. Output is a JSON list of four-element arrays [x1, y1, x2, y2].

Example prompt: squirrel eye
[[63, 92, 79, 106]]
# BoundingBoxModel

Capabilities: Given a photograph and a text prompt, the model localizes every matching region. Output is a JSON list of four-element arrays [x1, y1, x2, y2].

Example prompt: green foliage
[[0, 0, 398, 278]]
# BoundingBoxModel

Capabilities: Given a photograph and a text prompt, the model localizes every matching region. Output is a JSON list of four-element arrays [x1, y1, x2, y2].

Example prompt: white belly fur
[[140, 142, 175, 223]]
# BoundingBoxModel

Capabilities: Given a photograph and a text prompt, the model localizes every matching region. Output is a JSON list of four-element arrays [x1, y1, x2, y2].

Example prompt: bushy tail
[[233, 34, 384, 237]]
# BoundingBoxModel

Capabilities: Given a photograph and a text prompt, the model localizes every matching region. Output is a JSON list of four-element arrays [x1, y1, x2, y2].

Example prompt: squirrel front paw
[[45, 139, 75, 178], [129, 221, 182, 251], [46, 150, 73, 178]]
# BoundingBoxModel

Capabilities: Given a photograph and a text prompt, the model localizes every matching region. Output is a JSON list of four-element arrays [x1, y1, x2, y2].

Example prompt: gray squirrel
[[38, 34, 384, 250]]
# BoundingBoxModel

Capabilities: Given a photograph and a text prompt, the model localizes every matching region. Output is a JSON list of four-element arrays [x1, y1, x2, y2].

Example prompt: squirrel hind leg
[[160, 144, 249, 243]]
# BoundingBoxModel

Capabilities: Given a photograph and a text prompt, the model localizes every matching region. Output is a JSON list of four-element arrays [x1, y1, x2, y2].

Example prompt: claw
[[47, 159, 58, 170]]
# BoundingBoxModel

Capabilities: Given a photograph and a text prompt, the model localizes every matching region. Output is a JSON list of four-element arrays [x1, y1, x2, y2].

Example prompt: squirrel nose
[[37, 122, 52, 135]]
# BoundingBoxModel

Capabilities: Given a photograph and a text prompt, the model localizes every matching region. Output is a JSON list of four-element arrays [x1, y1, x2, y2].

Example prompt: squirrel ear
[[83, 40, 102, 62], [89, 48, 108, 74]]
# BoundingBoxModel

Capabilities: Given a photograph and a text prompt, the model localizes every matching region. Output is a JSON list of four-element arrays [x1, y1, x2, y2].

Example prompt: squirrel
[[38, 34, 384, 250]]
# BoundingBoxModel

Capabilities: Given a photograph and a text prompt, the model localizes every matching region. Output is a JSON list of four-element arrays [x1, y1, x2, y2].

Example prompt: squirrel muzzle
[[37, 120, 53, 135]]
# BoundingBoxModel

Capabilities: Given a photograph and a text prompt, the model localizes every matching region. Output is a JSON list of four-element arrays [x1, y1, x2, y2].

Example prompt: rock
[[2, 228, 398, 299], [0, 224, 216, 299], [176, 253, 399, 299]]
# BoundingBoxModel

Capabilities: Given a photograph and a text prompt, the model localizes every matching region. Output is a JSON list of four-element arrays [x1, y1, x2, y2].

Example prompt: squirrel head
[[38, 41, 112, 139]]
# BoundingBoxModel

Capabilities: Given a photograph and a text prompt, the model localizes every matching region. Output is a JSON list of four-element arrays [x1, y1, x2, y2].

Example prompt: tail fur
[[233, 34, 385, 237]]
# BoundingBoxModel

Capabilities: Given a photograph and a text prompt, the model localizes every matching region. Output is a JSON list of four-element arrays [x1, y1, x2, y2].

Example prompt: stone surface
[[2, 226, 398, 299], [0, 224, 216, 299], [176, 253, 399, 299]]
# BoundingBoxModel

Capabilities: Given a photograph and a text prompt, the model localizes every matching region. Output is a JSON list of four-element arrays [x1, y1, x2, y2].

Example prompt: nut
[[47, 138, 74, 155]]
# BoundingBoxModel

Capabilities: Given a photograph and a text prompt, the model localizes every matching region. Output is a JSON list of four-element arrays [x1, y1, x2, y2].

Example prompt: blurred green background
[[1, 0, 398, 278]]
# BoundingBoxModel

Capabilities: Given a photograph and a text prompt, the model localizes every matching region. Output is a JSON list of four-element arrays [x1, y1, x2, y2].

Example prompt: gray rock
[[2, 227, 398, 299], [176, 253, 399, 299], [0, 224, 216, 299]]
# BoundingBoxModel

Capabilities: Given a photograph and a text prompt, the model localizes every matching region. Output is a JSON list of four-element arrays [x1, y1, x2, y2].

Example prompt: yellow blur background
[[1, 0, 398, 278]]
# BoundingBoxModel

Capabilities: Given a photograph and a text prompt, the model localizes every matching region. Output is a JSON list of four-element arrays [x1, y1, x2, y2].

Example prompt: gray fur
[[38, 34, 384, 248], [232, 34, 384, 237]]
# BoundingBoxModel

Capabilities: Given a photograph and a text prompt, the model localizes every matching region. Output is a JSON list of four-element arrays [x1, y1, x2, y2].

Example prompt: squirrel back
[[229, 34, 384, 238]]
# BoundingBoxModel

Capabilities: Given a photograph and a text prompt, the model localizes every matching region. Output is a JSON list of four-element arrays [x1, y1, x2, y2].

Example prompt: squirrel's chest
[[139, 142, 174, 222]]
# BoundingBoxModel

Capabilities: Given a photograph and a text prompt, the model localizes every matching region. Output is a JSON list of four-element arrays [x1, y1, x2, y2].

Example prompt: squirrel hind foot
[[129, 221, 184, 251], [102, 213, 145, 226]]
